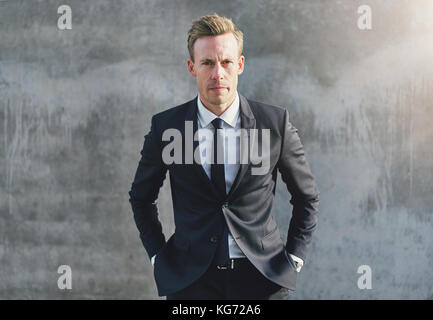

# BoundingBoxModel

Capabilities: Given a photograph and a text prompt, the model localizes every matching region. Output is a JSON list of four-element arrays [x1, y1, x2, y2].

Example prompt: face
[[187, 33, 245, 114]]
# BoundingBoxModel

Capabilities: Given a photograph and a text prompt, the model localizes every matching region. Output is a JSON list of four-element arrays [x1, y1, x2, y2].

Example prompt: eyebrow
[[199, 58, 234, 63]]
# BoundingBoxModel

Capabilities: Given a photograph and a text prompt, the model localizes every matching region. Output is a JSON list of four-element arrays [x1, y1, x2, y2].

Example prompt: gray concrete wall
[[1, 0, 432, 299]]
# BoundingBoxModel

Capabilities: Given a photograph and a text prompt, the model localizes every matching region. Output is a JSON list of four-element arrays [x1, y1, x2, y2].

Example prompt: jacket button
[[210, 236, 218, 243]]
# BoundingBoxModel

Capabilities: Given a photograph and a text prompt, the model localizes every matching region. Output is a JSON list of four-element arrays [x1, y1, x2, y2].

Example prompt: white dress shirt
[[152, 92, 303, 272]]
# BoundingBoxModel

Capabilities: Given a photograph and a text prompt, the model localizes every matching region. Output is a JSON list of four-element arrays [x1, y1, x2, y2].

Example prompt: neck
[[200, 93, 237, 116]]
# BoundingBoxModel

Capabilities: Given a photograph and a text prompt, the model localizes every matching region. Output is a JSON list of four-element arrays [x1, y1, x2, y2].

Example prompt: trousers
[[166, 257, 293, 300]]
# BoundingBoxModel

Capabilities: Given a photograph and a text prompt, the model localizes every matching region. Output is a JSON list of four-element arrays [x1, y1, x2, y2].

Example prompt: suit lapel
[[183, 96, 221, 198], [227, 95, 256, 199]]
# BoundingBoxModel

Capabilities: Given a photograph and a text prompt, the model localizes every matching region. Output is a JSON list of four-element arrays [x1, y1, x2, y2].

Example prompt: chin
[[210, 92, 231, 101], [212, 97, 229, 105]]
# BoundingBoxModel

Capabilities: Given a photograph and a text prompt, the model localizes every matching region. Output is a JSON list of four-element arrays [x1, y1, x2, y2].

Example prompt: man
[[128, 13, 319, 300]]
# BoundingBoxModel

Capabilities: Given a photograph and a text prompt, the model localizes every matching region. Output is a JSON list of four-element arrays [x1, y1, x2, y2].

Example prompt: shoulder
[[244, 97, 288, 127]]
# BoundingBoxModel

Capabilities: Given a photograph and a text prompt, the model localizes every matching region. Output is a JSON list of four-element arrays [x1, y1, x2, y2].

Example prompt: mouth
[[209, 86, 228, 92]]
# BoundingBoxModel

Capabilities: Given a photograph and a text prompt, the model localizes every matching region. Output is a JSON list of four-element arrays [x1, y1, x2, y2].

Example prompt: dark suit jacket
[[128, 94, 319, 296]]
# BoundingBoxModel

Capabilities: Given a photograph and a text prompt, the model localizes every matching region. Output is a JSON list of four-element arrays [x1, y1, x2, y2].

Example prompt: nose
[[211, 62, 224, 80]]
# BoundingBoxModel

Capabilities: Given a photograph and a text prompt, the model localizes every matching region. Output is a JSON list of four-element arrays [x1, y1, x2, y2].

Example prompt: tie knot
[[212, 118, 224, 130]]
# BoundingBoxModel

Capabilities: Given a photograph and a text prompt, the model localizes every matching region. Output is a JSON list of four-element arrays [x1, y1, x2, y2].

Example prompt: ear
[[187, 59, 196, 77], [237, 55, 245, 75]]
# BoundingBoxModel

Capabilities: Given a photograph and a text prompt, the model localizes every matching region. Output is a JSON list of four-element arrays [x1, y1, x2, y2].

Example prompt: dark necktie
[[211, 118, 226, 197], [211, 118, 229, 266]]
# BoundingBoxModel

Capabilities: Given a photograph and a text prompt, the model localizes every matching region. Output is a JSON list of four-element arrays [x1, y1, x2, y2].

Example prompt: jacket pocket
[[263, 224, 278, 238], [173, 233, 190, 252], [260, 227, 282, 251]]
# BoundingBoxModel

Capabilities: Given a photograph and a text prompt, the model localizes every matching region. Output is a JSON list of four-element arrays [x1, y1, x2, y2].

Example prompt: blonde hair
[[187, 13, 243, 61]]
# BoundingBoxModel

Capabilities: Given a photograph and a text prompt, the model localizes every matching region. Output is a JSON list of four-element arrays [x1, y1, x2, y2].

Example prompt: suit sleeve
[[128, 115, 168, 260], [278, 109, 320, 262]]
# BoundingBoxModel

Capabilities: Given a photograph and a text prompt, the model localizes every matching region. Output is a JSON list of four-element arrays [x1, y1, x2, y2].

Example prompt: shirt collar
[[197, 92, 240, 128]]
